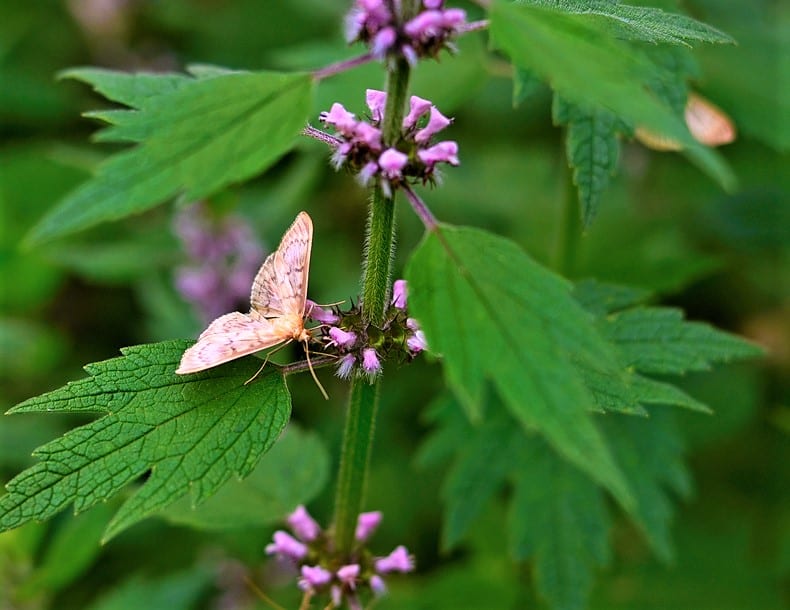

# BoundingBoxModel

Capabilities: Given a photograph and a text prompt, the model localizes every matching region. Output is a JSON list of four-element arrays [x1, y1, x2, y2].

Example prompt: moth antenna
[[244, 340, 292, 385], [243, 575, 287, 610], [304, 342, 330, 400]]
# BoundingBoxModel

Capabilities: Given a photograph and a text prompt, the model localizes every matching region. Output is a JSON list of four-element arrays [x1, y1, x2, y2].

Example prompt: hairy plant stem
[[332, 54, 413, 555]]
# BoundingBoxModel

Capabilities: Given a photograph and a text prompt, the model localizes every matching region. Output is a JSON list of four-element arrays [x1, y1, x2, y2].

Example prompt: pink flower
[[441, 8, 467, 29], [401, 44, 419, 67], [418, 140, 459, 167], [355, 511, 383, 541], [320, 103, 357, 136], [265, 531, 308, 560], [362, 348, 382, 374], [375, 546, 414, 573], [392, 279, 408, 309], [424, 0, 443, 8], [357, 161, 380, 186], [415, 106, 452, 144], [403, 95, 433, 130], [404, 10, 444, 40], [370, 574, 387, 596], [306, 300, 340, 324], [353, 122, 383, 150], [407, 330, 428, 353], [372, 26, 397, 59], [328, 327, 358, 349], [378, 148, 409, 180], [337, 564, 360, 589], [336, 353, 356, 379], [287, 505, 321, 542], [299, 565, 333, 591], [366, 89, 388, 122]]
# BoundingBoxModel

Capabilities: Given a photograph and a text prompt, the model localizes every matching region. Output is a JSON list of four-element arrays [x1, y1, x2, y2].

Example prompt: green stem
[[332, 48, 413, 556]]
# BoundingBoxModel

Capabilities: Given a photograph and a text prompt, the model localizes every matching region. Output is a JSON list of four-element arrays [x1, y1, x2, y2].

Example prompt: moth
[[176, 211, 322, 391]]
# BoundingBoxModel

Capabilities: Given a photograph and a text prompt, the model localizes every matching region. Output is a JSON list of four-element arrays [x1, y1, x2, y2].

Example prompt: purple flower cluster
[[346, 0, 468, 63], [316, 90, 458, 197], [308, 279, 427, 380], [265, 505, 414, 606], [173, 203, 265, 323]]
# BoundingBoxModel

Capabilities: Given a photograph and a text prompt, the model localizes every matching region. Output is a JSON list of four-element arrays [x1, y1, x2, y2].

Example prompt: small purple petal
[[362, 348, 382, 374], [353, 122, 383, 150], [401, 43, 419, 67], [423, 0, 443, 8], [287, 505, 321, 542], [357, 161, 380, 186], [375, 545, 414, 573], [441, 8, 467, 29], [378, 148, 409, 180], [392, 279, 408, 309], [370, 574, 387, 596], [306, 300, 340, 325], [372, 26, 397, 59], [417, 140, 459, 167], [366, 89, 388, 122], [415, 106, 452, 144], [328, 327, 358, 349], [406, 317, 421, 331], [337, 564, 360, 589], [355, 510, 383, 541], [299, 565, 333, 591], [403, 95, 433, 130], [407, 330, 428, 353], [336, 353, 357, 379], [404, 10, 444, 40], [265, 531, 308, 560], [331, 585, 343, 607], [320, 103, 357, 136]]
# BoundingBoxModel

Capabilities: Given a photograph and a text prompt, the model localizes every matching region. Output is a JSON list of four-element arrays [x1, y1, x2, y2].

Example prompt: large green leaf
[[26, 69, 314, 245], [520, 0, 734, 46], [158, 425, 329, 530], [406, 225, 634, 510], [0, 341, 291, 541], [489, 1, 734, 189]]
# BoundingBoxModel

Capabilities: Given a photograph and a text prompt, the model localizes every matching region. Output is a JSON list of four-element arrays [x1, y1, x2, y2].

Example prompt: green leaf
[[0, 341, 291, 541], [601, 307, 763, 375], [601, 409, 691, 562], [441, 412, 520, 549], [520, 0, 734, 46], [553, 96, 623, 227], [406, 225, 634, 510], [509, 436, 611, 610], [158, 425, 329, 530], [85, 568, 211, 610], [26, 70, 314, 245], [489, 1, 735, 190], [19, 503, 114, 596]]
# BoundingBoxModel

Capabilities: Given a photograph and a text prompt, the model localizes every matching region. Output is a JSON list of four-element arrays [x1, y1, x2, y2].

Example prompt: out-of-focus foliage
[[0, 0, 786, 609]]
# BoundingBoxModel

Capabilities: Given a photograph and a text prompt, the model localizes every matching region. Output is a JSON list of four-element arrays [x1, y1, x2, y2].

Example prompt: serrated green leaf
[[572, 279, 651, 317], [441, 413, 519, 549], [0, 341, 291, 541], [26, 70, 313, 245], [553, 96, 622, 227], [601, 409, 692, 562], [602, 307, 763, 375], [158, 425, 329, 530], [520, 0, 734, 46], [489, 1, 735, 190], [406, 225, 634, 510], [509, 437, 610, 610], [630, 374, 711, 413]]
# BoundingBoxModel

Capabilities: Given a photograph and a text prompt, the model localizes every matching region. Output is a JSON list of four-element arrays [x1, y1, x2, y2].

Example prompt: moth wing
[[250, 211, 312, 318], [176, 311, 289, 374]]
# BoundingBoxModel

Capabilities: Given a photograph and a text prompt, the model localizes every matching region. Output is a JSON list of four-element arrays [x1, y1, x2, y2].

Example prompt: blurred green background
[[0, 0, 787, 608]]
